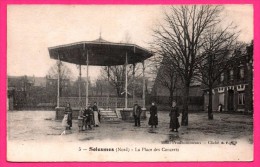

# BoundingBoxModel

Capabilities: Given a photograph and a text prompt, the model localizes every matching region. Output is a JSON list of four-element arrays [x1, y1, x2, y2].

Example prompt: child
[[78, 107, 84, 131]]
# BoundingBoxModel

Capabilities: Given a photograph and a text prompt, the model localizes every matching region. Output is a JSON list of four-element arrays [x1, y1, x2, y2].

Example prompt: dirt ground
[[7, 110, 253, 144]]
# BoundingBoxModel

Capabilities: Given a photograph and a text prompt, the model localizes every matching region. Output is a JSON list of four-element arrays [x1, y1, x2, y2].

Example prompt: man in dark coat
[[149, 102, 158, 128], [169, 100, 180, 132], [133, 102, 142, 127]]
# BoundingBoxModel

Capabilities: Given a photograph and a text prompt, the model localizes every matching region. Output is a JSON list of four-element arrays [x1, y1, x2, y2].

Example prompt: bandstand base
[[55, 107, 79, 120], [55, 107, 65, 120], [55, 107, 147, 121], [120, 108, 146, 120]]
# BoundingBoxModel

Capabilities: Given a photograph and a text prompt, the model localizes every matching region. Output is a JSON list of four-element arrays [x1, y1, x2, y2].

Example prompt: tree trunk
[[169, 89, 174, 106], [116, 87, 121, 97], [208, 87, 214, 120], [181, 85, 189, 126]]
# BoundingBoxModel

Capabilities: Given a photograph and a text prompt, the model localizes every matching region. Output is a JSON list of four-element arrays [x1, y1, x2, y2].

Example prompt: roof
[[27, 76, 46, 87], [48, 37, 153, 66]]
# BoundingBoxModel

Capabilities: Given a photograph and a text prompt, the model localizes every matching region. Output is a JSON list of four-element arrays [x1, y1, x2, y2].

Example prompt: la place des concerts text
[[88, 147, 179, 152]]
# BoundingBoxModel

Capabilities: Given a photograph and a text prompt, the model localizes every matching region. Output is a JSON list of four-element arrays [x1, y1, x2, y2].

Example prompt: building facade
[[203, 43, 253, 113]]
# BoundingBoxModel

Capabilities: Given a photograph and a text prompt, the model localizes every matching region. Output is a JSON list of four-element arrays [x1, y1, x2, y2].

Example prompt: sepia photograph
[[6, 4, 253, 162]]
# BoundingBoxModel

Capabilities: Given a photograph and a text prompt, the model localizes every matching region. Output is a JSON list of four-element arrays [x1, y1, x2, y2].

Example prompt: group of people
[[62, 100, 180, 133], [78, 102, 101, 131], [62, 102, 100, 132], [134, 100, 180, 132]]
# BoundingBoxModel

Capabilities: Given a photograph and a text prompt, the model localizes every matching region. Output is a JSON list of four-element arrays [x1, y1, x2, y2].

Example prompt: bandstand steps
[[100, 110, 120, 121]]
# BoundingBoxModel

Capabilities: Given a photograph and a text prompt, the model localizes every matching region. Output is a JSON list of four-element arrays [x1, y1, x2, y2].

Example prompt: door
[[228, 90, 234, 111]]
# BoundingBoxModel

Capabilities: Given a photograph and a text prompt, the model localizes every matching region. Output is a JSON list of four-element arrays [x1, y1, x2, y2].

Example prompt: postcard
[[6, 4, 254, 162]]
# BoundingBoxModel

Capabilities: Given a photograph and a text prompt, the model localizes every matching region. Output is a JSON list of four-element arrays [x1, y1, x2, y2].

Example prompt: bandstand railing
[[60, 97, 144, 110]]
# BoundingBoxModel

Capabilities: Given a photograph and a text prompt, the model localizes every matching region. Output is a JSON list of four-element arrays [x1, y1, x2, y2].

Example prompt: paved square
[[7, 111, 253, 144]]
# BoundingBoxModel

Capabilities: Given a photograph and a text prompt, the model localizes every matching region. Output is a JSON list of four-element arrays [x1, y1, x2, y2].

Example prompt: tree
[[100, 64, 142, 97], [47, 62, 73, 96], [151, 5, 224, 126], [197, 27, 240, 120], [95, 78, 105, 96], [100, 65, 124, 97], [120, 31, 132, 44], [151, 56, 180, 104], [99, 32, 143, 97]]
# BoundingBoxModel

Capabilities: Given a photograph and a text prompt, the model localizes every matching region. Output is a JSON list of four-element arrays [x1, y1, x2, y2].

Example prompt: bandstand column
[[57, 55, 61, 108], [78, 64, 82, 106], [142, 61, 145, 109], [107, 66, 110, 109], [132, 63, 136, 104], [85, 50, 89, 108], [125, 52, 128, 109]]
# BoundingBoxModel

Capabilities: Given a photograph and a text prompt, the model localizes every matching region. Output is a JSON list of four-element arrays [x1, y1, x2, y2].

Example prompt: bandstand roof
[[48, 37, 153, 66]]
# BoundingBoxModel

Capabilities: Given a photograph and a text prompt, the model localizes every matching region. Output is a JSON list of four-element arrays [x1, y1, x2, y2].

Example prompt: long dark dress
[[84, 108, 94, 126], [65, 106, 72, 128], [149, 105, 158, 126], [169, 107, 180, 130]]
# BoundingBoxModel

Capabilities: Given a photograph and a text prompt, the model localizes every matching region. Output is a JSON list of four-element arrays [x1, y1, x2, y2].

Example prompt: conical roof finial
[[99, 27, 102, 40]]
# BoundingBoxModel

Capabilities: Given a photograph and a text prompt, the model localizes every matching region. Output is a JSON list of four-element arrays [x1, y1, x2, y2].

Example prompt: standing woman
[[148, 102, 158, 128], [92, 102, 100, 127], [169, 100, 180, 132], [89, 106, 95, 127]]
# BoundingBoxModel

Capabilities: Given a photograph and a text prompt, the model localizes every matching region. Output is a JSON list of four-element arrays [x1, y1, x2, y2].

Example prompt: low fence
[[148, 95, 204, 111], [59, 97, 144, 109]]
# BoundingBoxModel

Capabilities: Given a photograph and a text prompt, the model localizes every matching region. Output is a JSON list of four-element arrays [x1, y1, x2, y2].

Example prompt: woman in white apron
[[92, 102, 100, 127]]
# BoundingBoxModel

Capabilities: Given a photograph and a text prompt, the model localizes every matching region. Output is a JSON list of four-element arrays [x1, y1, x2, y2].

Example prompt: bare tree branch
[[151, 5, 225, 125]]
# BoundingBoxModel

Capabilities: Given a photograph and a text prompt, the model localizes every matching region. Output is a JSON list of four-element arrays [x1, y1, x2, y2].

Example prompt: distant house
[[202, 43, 253, 113], [46, 76, 71, 97], [31, 76, 46, 87], [8, 76, 35, 110], [150, 64, 204, 111], [8, 75, 56, 110]]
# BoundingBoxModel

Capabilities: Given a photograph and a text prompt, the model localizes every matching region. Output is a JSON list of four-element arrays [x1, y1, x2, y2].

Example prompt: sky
[[7, 5, 253, 81]]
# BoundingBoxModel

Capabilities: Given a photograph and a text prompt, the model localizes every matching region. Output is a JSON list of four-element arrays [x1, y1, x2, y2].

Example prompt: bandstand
[[48, 37, 153, 120]]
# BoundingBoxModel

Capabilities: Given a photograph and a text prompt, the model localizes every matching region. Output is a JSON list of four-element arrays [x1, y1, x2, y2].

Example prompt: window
[[238, 92, 245, 105], [240, 68, 245, 79], [49, 81, 52, 85], [220, 73, 224, 82], [230, 70, 234, 81]]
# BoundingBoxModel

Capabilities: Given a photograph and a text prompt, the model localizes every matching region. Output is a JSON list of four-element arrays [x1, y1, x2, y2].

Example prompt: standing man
[[133, 102, 142, 127], [92, 102, 100, 127]]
